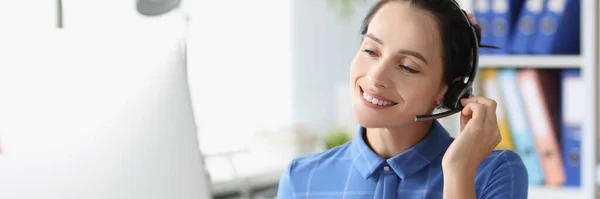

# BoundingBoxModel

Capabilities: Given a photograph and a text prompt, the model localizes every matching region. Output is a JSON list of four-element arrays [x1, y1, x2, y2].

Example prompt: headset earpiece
[[443, 82, 468, 109]]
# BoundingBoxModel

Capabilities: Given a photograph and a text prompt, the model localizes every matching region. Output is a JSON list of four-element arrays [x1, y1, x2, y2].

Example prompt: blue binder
[[560, 69, 582, 187], [474, 0, 494, 54], [498, 69, 545, 185], [531, 0, 580, 54], [510, 0, 547, 54], [490, 0, 525, 54]]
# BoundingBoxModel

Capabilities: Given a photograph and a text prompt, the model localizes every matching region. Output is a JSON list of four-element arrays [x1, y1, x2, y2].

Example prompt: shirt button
[[383, 165, 390, 171]]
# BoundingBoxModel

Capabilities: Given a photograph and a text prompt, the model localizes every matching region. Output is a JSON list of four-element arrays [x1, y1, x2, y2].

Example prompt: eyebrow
[[364, 33, 429, 65]]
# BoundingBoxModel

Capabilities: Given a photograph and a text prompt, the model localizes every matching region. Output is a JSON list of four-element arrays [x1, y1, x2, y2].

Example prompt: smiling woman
[[277, 0, 528, 199]]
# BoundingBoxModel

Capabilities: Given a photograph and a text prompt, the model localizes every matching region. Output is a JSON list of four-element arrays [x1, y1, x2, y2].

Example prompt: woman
[[277, 0, 528, 198]]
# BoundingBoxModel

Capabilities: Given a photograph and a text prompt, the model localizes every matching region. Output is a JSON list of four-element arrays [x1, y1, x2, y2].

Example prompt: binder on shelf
[[474, 0, 494, 54], [498, 68, 544, 185], [480, 69, 515, 150], [509, 0, 546, 54], [517, 69, 565, 186], [531, 0, 580, 54], [490, 0, 525, 54], [560, 69, 582, 187]]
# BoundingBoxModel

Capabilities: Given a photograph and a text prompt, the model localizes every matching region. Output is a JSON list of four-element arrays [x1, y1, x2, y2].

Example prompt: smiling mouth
[[360, 87, 398, 107]]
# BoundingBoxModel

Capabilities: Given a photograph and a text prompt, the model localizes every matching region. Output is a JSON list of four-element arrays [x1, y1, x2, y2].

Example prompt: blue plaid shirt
[[277, 120, 528, 199]]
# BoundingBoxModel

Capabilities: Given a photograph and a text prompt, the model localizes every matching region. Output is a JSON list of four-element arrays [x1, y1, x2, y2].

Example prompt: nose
[[366, 59, 393, 88]]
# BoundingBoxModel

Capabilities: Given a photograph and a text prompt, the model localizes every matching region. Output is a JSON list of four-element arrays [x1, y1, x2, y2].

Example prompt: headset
[[414, 0, 498, 122]]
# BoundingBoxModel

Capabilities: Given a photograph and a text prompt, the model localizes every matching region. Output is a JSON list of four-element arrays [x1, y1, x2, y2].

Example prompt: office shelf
[[479, 55, 581, 68], [528, 186, 582, 199], [457, 0, 598, 199]]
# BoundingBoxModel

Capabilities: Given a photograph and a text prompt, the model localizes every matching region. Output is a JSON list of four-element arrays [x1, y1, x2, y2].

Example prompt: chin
[[354, 117, 391, 128], [351, 104, 412, 129]]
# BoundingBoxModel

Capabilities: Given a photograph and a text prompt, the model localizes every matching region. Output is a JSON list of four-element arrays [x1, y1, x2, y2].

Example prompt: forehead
[[366, 2, 441, 57]]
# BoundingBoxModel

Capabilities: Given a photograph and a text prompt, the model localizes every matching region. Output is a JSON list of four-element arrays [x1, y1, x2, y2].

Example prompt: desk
[[211, 163, 286, 197]]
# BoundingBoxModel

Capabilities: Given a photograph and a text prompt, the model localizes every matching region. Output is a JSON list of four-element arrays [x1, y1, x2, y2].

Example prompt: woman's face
[[350, 2, 447, 128]]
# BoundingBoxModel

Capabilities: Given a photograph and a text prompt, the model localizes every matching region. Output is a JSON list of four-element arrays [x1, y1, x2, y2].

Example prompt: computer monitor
[[0, 19, 212, 199]]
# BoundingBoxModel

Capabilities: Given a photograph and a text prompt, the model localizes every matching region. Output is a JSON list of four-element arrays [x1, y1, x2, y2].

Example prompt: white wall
[[185, 0, 293, 156], [0, 0, 57, 29], [290, 0, 373, 133]]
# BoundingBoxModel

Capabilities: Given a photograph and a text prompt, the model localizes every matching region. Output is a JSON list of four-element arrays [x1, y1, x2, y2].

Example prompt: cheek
[[394, 77, 439, 105], [350, 54, 369, 80]]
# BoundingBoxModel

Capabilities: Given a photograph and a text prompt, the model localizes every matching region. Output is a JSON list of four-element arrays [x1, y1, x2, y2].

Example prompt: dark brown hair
[[360, 0, 486, 109]]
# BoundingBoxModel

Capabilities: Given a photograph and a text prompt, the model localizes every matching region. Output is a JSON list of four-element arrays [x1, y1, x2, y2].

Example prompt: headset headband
[[452, 0, 480, 88], [452, 0, 500, 85]]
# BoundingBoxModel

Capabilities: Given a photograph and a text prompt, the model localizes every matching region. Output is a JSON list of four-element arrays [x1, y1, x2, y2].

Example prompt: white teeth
[[362, 92, 394, 106]]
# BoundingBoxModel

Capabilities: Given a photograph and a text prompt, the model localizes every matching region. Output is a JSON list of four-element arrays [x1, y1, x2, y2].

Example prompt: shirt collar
[[349, 120, 453, 180]]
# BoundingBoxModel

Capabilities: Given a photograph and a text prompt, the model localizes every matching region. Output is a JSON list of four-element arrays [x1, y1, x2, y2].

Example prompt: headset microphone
[[414, 108, 463, 122], [413, 84, 473, 122], [413, 0, 498, 122]]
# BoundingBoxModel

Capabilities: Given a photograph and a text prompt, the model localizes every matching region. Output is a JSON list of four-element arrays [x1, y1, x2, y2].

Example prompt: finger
[[467, 13, 477, 24], [464, 96, 498, 124], [460, 95, 475, 106], [461, 102, 486, 125], [461, 102, 473, 115], [461, 96, 497, 109], [460, 102, 477, 131], [460, 104, 472, 129]]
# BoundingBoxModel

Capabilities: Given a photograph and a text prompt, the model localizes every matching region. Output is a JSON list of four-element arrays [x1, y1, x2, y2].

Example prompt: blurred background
[[0, 0, 597, 199]]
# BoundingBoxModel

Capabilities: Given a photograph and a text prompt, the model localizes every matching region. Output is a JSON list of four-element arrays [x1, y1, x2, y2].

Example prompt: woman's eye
[[362, 49, 377, 56], [400, 64, 420, 74]]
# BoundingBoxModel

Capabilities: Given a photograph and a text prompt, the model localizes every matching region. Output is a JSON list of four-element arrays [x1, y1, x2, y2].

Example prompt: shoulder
[[481, 150, 528, 176], [475, 150, 529, 199], [277, 142, 355, 193], [286, 142, 354, 176], [479, 149, 526, 166]]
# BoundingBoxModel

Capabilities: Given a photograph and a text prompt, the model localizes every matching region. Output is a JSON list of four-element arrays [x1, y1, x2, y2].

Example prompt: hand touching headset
[[438, 12, 504, 176]]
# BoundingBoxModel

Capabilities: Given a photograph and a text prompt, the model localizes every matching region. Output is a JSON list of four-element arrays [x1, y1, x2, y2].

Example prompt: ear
[[436, 83, 448, 106]]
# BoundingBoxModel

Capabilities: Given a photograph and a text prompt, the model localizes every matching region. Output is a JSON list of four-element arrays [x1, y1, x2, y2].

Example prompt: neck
[[364, 121, 434, 159]]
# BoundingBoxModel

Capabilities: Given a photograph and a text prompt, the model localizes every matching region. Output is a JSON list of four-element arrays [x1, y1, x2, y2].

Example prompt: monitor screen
[[0, 14, 212, 199]]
